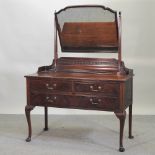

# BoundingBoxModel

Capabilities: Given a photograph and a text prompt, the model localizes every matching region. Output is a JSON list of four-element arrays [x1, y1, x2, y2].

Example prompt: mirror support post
[[118, 11, 122, 75], [54, 13, 58, 70]]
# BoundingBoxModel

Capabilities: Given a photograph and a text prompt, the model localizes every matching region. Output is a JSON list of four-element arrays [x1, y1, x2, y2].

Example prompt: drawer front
[[74, 81, 119, 96], [30, 93, 70, 107], [30, 79, 72, 92], [72, 96, 119, 111], [30, 93, 119, 111]]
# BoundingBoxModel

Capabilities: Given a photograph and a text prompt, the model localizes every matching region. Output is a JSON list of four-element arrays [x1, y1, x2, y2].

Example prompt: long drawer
[[30, 93, 119, 111]]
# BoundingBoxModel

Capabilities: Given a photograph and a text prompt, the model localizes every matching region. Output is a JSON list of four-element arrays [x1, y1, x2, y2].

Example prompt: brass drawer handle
[[46, 83, 57, 90], [90, 85, 102, 91], [98, 86, 102, 90], [47, 87, 54, 90], [90, 98, 101, 105], [46, 96, 57, 102], [47, 99, 54, 103]]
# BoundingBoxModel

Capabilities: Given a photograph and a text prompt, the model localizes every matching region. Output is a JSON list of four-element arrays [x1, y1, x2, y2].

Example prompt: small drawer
[[30, 93, 70, 107], [30, 79, 72, 92], [74, 81, 119, 96]]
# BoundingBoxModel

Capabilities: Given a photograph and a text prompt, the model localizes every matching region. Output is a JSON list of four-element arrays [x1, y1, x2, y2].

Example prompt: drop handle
[[46, 83, 57, 90], [47, 99, 54, 102], [46, 96, 57, 102], [89, 98, 101, 105], [90, 85, 102, 91]]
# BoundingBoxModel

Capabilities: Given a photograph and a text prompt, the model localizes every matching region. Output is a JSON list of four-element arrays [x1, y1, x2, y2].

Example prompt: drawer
[[30, 79, 72, 92], [74, 81, 119, 96], [72, 96, 119, 111], [30, 93, 70, 107], [30, 93, 119, 111]]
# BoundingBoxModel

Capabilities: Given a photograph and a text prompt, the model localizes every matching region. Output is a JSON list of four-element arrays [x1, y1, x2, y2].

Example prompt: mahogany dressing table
[[25, 5, 134, 152]]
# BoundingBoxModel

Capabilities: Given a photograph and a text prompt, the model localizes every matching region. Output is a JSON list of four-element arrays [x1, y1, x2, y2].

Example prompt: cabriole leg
[[129, 104, 134, 139], [115, 111, 126, 152], [44, 106, 48, 131], [25, 105, 34, 142]]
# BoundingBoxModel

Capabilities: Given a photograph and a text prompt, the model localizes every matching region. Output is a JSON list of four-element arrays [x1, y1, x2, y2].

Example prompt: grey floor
[[0, 114, 155, 155]]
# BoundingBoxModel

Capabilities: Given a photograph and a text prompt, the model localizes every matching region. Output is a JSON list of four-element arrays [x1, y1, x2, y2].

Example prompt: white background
[[0, 0, 155, 114]]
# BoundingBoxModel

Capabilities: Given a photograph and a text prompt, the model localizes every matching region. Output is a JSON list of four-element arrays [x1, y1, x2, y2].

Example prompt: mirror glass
[[56, 6, 118, 52]]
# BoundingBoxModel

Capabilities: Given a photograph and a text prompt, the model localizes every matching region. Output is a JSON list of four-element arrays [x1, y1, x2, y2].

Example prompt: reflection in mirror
[[56, 6, 118, 52], [57, 7, 115, 31]]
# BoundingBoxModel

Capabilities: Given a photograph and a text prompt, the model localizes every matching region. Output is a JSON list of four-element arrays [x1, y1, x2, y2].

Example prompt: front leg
[[115, 111, 126, 152], [25, 105, 35, 142]]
